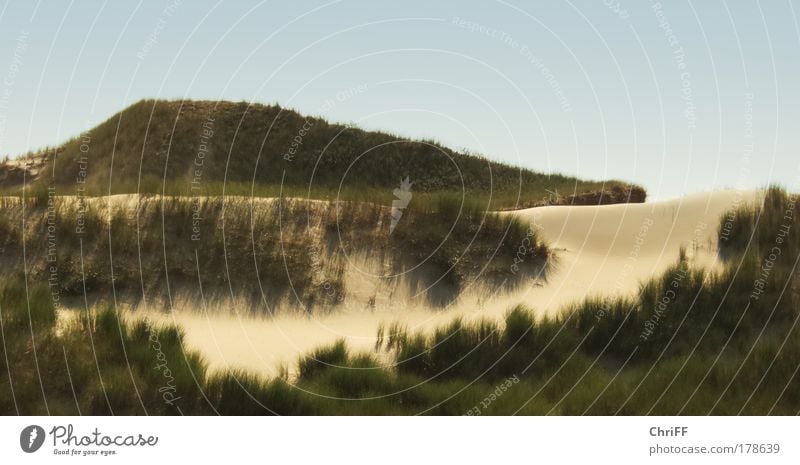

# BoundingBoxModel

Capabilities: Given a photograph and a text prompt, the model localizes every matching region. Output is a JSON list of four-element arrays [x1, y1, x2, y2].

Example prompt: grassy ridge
[[2, 187, 798, 415], [0, 193, 547, 311], [2, 99, 638, 209]]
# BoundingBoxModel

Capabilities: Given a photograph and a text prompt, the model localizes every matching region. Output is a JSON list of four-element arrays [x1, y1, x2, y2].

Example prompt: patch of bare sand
[[496, 188, 757, 316]]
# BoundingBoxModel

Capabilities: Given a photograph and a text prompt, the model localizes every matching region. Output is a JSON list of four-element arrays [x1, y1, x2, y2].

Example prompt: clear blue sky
[[0, 0, 798, 199]]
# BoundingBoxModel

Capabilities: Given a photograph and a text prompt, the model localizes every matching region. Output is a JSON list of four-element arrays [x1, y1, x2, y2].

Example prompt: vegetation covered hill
[[1, 99, 643, 208]]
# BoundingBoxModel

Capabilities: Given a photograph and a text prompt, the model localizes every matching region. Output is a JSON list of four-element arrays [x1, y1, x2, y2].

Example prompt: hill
[[1, 99, 644, 208]]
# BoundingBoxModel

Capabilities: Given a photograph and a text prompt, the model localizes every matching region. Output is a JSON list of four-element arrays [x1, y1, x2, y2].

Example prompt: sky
[[0, 0, 798, 200]]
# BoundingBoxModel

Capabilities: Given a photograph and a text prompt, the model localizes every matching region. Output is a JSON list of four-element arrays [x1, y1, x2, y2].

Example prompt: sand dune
[[146, 189, 757, 374], [504, 188, 756, 316]]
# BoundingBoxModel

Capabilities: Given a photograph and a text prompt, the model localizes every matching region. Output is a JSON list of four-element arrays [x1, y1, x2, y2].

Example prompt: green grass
[[0, 278, 207, 415], [1, 271, 797, 415], [719, 185, 798, 259]]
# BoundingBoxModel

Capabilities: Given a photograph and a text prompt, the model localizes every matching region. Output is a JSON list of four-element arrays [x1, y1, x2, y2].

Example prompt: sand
[[503, 188, 757, 315], [134, 188, 758, 375]]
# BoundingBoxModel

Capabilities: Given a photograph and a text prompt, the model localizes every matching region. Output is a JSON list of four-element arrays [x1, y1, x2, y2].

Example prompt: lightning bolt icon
[[29, 428, 38, 448]]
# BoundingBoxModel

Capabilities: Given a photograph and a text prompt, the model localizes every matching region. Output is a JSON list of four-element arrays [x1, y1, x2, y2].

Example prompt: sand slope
[[504, 188, 756, 316], [142, 189, 757, 374]]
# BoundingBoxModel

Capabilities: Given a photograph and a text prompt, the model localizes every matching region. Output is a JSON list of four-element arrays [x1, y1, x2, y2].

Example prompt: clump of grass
[[719, 185, 798, 259], [385, 194, 549, 301], [297, 338, 348, 380], [203, 370, 315, 415], [0, 277, 56, 331], [0, 278, 212, 415], [313, 353, 390, 398]]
